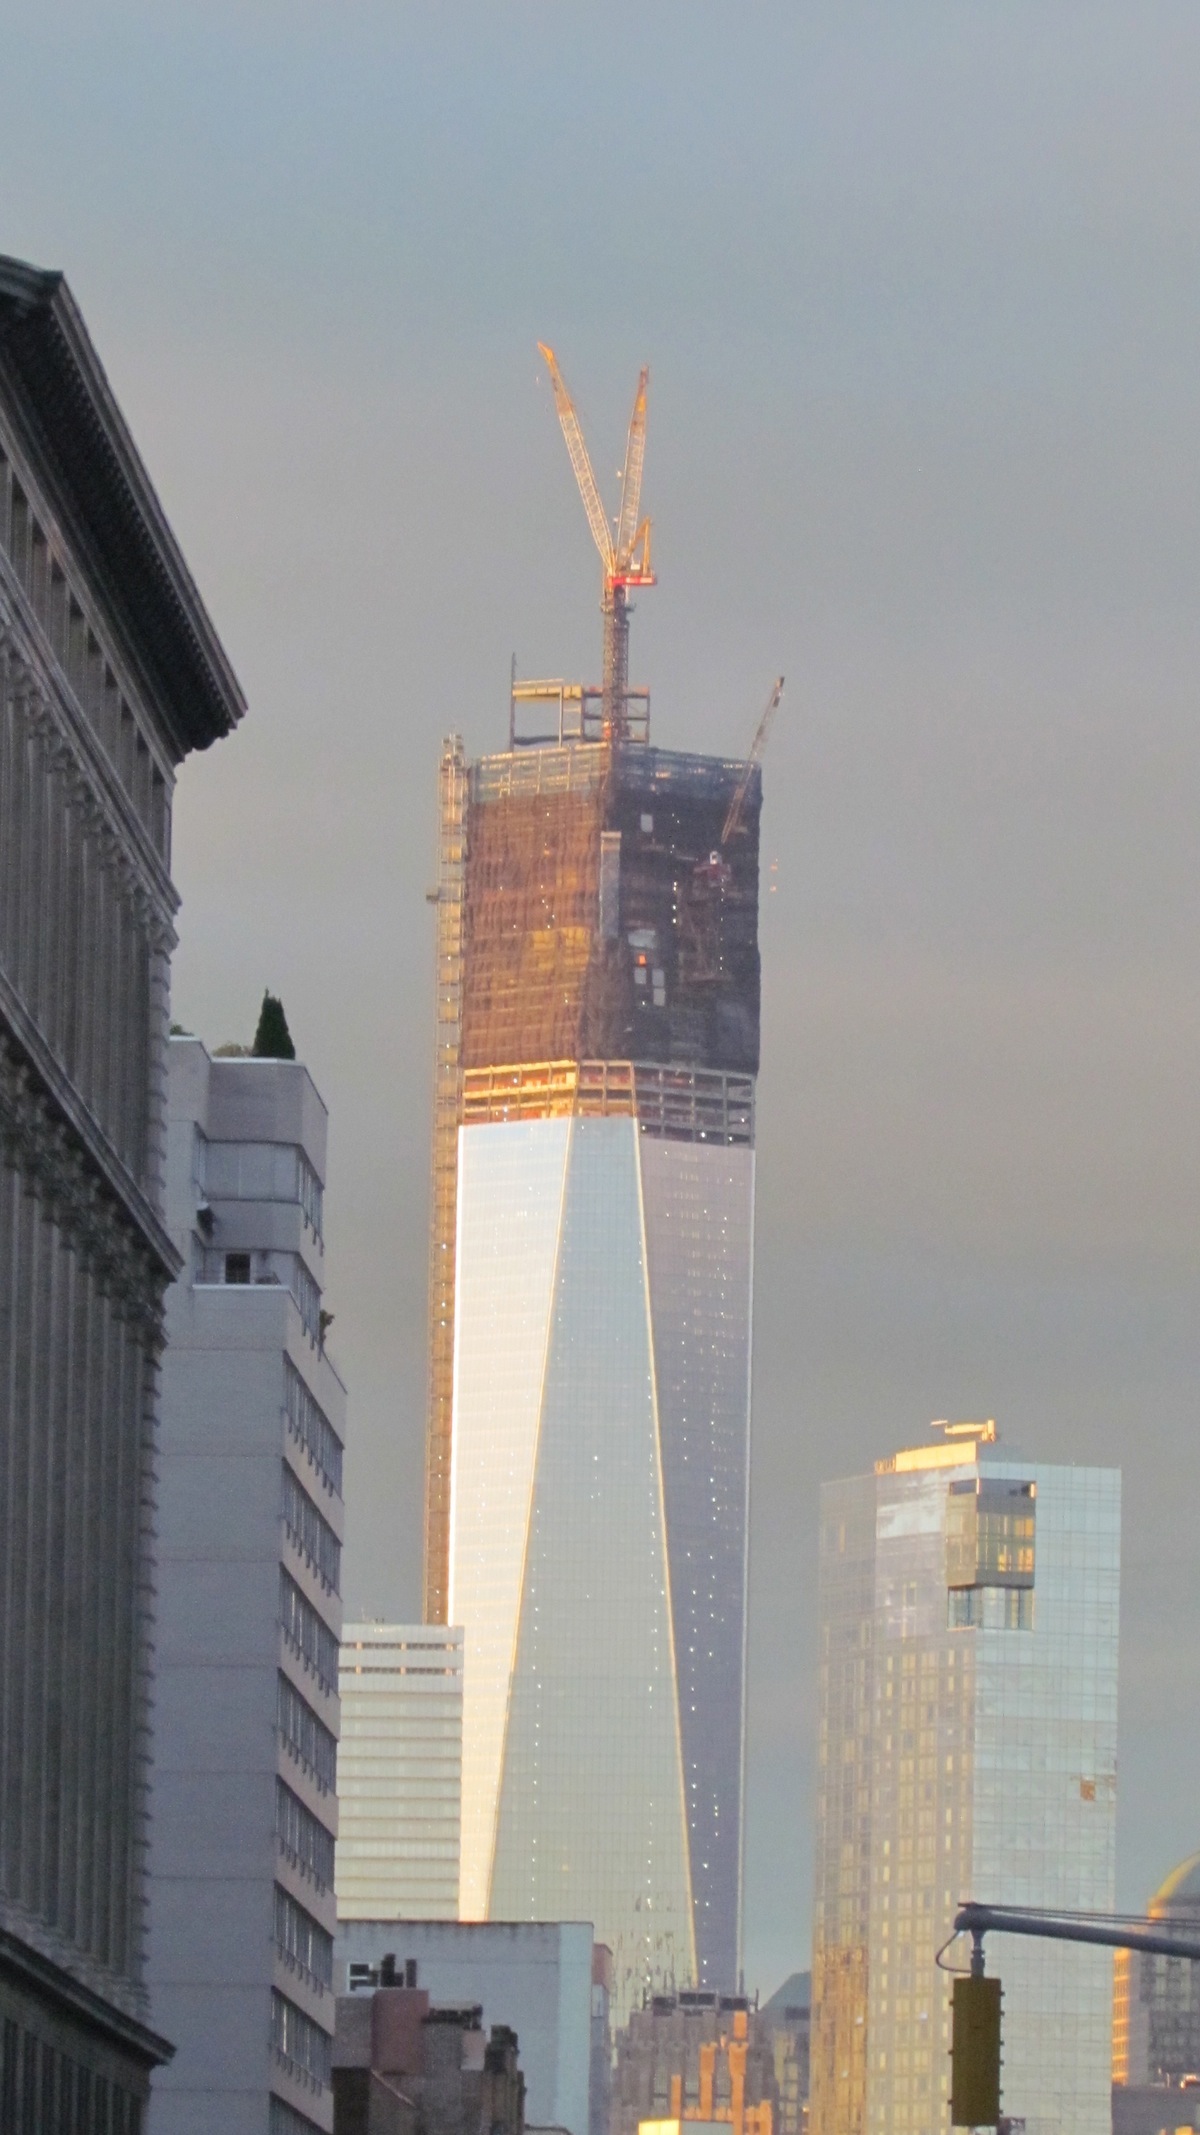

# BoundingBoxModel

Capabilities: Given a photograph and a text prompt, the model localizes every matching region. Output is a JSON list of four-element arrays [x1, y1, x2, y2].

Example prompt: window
[[283, 1360, 343, 1497], [271, 1992, 331, 2089], [276, 1673, 336, 1792], [276, 1779, 335, 1890], [205, 1140, 324, 1241], [946, 1477, 1035, 1590], [279, 1571, 339, 1694], [225, 1252, 251, 1284], [281, 1465, 341, 1593], [274, 1885, 334, 1987]]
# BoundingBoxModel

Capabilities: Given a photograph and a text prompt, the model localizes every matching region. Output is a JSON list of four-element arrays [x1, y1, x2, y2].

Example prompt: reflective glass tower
[[425, 713, 760, 2021], [811, 1423, 1121, 2135]]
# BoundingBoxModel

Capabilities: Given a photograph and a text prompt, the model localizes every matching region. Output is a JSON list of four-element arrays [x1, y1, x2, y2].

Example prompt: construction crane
[[537, 343, 655, 742], [721, 676, 784, 847]]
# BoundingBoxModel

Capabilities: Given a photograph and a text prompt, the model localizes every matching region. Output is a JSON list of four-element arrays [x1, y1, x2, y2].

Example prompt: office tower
[[0, 258, 243, 2126], [1112, 1852, 1200, 2135], [610, 1990, 777, 2135], [810, 1422, 1120, 2135], [759, 1974, 811, 2135], [425, 706, 759, 2020], [149, 1037, 346, 2135], [336, 1924, 598, 2135], [336, 1624, 464, 1922]]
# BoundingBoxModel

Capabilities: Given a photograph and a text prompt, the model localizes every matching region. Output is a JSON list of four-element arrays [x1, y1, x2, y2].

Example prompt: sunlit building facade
[[427, 727, 760, 2019], [811, 1424, 1120, 2135], [336, 1624, 463, 1922], [1112, 1852, 1200, 2134]]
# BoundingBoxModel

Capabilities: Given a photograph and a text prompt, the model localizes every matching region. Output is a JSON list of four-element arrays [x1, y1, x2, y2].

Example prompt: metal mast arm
[[721, 676, 785, 845], [616, 366, 649, 568], [537, 343, 614, 574], [955, 1901, 1200, 1964]]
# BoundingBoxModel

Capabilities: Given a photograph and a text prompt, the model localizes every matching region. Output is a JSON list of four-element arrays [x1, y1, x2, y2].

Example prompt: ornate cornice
[[0, 589, 177, 952], [0, 1028, 170, 1337]]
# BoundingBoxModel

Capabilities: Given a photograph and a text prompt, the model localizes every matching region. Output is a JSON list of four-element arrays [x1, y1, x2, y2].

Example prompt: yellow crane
[[537, 343, 655, 741], [721, 675, 785, 846]]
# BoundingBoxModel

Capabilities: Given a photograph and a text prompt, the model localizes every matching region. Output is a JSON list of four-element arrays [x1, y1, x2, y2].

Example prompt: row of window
[[277, 1672, 337, 1793], [202, 1138, 324, 1242], [269, 2098, 327, 2135], [270, 1991, 332, 2090], [282, 1462, 341, 1594], [274, 1882, 334, 1988], [0, 451, 169, 850], [276, 1777, 336, 1891], [280, 1571, 339, 1695], [285, 1358, 344, 1497], [0, 2016, 141, 2134]]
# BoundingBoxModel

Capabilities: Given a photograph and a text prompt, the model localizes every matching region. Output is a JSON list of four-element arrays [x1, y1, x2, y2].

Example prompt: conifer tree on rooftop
[[252, 991, 295, 1061]]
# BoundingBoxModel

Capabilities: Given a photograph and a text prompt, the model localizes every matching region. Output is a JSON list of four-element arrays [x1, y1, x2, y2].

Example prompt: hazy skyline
[[7, 1, 1200, 1994]]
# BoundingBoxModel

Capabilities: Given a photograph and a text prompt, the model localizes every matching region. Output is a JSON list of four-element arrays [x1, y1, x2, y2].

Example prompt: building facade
[[332, 1977, 526, 2135], [148, 1038, 346, 2135], [810, 1423, 1120, 2135], [1112, 1852, 1200, 2135], [336, 1922, 597, 2135], [426, 729, 759, 2018], [337, 1624, 464, 1923], [0, 257, 243, 2127], [611, 1991, 777, 2135]]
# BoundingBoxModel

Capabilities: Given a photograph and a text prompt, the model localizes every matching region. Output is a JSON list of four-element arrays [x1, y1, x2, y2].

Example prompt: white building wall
[[149, 1040, 346, 2135]]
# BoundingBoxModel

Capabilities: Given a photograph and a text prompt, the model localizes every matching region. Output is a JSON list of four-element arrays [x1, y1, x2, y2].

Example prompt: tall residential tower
[[810, 1422, 1120, 2135]]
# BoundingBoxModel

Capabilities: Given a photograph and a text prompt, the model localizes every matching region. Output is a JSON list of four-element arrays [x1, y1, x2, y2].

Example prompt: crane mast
[[538, 343, 654, 742], [722, 676, 785, 846]]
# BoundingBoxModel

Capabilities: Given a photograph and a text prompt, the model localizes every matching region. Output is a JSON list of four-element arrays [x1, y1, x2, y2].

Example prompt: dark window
[[224, 1251, 252, 1284]]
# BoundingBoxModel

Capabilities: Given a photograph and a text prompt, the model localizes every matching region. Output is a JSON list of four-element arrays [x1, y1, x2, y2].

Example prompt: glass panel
[[450, 1118, 572, 1920]]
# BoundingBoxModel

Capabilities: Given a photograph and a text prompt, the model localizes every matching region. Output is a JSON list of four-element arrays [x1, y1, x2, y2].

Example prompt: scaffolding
[[422, 734, 467, 1624]]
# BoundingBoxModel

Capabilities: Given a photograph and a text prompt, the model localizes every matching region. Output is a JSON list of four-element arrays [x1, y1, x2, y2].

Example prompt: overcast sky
[[7, 1, 1200, 1994]]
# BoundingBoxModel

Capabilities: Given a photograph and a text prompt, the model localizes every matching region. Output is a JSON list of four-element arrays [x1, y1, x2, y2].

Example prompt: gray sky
[[7, 0, 1200, 1995]]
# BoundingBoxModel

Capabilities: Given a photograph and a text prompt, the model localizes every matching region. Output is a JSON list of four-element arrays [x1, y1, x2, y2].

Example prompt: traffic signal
[[950, 1974, 1002, 2127]]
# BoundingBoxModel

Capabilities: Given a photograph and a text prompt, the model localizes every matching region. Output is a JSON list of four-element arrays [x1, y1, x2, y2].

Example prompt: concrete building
[[1112, 1853, 1200, 2135], [148, 1036, 346, 2134], [336, 1922, 596, 2135], [0, 257, 243, 2125], [337, 1625, 463, 1923], [810, 1421, 1120, 2135], [332, 1975, 525, 2135], [611, 1991, 776, 2135]]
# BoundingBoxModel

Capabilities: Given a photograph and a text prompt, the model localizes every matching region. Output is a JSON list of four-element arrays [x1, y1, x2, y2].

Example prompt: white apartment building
[[148, 1038, 346, 2135], [336, 1623, 463, 1922]]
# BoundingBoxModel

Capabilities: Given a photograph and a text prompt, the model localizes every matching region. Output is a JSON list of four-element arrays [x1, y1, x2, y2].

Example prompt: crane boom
[[721, 676, 785, 846], [616, 366, 649, 568], [537, 343, 614, 572]]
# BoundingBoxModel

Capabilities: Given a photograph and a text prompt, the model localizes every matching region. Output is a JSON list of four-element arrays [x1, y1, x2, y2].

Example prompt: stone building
[[332, 1973, 525, 2135], [0, 256, 243, 2127], [610, 1992, 777, 2135]]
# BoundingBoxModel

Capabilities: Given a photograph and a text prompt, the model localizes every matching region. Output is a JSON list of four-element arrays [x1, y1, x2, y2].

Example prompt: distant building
[[1113, 1853, 1200, 2135], [336, 1922, 597, 2135], [149, 1037, 347, 2134], [336, 1624, 463, 1923], [332, 1973, 524, 2135], [758, 1975, 809, 2135], [429, 711, 761, 2016], [610, 1992, 777, 2135], [810, 1421, 1120, 2135], [0, 256, 243, 2126]]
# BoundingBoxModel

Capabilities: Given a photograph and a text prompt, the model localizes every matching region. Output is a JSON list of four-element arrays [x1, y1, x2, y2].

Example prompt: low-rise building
[[611, 1992, 777, 2135], [332, 1976, 524, 2135], [336, 1922, 596, 2135]]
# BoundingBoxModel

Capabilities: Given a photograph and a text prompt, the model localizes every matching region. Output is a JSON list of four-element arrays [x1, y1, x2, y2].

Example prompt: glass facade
[[812, 1438, 1120, 2135], [450, 1116, 753, 2020]]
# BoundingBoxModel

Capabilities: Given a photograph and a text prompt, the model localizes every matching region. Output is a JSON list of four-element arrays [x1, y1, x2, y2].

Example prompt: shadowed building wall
[[0, 255, 243, 2128]]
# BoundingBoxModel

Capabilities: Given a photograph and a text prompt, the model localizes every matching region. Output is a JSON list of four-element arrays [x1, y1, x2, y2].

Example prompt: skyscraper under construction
[[423, 352, 765, 2019]]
